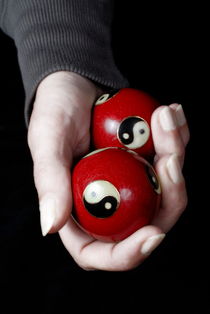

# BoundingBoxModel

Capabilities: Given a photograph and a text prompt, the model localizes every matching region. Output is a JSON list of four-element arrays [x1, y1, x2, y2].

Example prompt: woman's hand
[[28, 72, 190, 271], [28, 71, 99, 234]]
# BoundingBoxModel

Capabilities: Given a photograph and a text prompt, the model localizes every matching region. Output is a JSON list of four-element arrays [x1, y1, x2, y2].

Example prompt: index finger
[[151, 105, 189, 160]]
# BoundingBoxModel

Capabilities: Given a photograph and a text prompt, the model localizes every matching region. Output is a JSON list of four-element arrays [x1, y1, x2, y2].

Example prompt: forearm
[[0, 0, 128, 123]]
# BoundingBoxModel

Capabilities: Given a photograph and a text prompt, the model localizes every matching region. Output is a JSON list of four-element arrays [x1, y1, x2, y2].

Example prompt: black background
[[0, 2, 209, 313]]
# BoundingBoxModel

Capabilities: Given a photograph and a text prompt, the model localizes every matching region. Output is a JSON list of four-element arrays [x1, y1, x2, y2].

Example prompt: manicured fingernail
[[39, 197, 56, 236], [159, 107, 177, 131], [141, 234, 165, 255], [175, 104, 186, 127], [167, 154, 184, 184]]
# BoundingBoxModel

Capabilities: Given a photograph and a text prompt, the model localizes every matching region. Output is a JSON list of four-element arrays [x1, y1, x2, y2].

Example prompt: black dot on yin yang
[[139, 128, 145, 134], [95, 89, 120, 105], [83, 196, 118, 218], [118, 117, 144, 145]]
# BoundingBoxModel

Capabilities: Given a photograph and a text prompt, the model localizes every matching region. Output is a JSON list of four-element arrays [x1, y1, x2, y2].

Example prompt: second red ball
[[91, 88, 159, 160]]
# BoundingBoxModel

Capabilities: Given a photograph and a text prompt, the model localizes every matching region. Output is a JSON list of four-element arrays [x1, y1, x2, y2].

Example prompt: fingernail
[[159, 107, 177, 131], [39, 197, 56, 236], [141, 234, 166, 255], [167, 154, 184, 184], [175, 104, 186, 127]]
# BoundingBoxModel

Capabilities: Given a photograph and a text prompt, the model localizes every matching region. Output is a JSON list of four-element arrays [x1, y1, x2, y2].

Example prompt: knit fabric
[[0, 0, 128, 123]]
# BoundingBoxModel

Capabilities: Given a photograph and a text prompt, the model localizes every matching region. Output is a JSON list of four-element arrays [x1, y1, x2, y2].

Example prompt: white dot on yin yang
[[105, 202, 112, 210], [123, 133, 129, 139]]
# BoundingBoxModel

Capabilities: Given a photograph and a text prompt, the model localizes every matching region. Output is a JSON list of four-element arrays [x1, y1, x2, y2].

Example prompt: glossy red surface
[[92, 88, 160, 160], [72, 148, 161, 242]]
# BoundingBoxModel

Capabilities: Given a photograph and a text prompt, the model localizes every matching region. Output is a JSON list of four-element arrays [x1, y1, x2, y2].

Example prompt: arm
[[0, 0, 128, 123]]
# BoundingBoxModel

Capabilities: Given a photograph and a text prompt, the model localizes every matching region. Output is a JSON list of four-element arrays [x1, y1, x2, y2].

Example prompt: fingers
[[59, 102, 189, 271], [151, 104, 190, 163], [59, 217, 165, 271], [152, 154, 188, 232], [151, 104, 189, 232], [169, 103, 190, 147], [59, 153, 187, 271]]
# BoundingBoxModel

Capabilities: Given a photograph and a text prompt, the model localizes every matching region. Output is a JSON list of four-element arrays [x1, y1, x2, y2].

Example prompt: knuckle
[[114, 261, 136, 272], [74, 257, 95, 271], [27, 116, 41, 148], [174, 193, 188, 215], [27, 126, 35, 151], [34, 159, 48, 176], [177, 145, 185, 157], [80, 265, 96, 271], [33, 159, 50, 187], [179, 195, 188, 213], [111, 255, 133, 271]]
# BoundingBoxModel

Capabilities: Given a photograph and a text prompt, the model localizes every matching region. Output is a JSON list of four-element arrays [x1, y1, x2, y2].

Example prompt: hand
[[59, 103, 190, 271], [28, 73, 190, 271], [28, 71, 100, 234]]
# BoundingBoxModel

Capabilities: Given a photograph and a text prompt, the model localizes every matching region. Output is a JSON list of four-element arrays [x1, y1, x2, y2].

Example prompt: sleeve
[[0, 0, 129, 123]]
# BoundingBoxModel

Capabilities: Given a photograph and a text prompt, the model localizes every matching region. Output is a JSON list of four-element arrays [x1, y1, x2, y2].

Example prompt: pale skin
[[28, 71, 190, 271]]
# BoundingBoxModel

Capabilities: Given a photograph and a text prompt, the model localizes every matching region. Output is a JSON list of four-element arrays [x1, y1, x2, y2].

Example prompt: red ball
[[91, 88, 160, 160], [72, 147, 161, 242]]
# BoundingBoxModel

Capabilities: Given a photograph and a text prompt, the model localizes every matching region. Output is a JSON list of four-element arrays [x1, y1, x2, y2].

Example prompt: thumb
[[28, 71, 98, 235], [28, 108, 74, 236], [35, 160, 72, 236]]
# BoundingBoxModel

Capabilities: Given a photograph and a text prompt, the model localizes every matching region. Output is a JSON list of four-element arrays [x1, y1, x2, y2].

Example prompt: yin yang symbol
[[118, 116, 150, 149], [95, 90, 119, 105], [146, 165, 161, 194], [83, 180, 120, 218], [95, 93, 110, 105]]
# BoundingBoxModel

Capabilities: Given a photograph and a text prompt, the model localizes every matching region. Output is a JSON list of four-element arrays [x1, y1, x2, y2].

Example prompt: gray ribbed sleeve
[[0, 0, 128, 122]]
